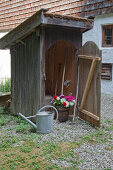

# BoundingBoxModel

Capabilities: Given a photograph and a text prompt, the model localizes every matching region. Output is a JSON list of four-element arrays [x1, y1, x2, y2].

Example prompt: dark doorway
[[45, 41, 77, 97]]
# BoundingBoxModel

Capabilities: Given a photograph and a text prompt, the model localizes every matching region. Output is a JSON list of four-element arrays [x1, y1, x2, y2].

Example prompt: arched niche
[[45, 40, 78, 98]]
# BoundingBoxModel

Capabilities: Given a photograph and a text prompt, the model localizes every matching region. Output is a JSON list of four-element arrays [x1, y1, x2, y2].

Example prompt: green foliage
[[4, 79, 11, 92], [28, 161, 40, 169], [20, 146, 32, 153], [53, 99, 62, 107], [80, 129, 111, 144], [16, 123, 29, 133], [0, 106, 4, 114], [0, 104, 11, 115], [0, 137, 17, 149], [0, 117, 11, 126], [0, 78, 11, 93], [42, 143, 57, 155], [0, 109, 13, 126], [0, 81, 4, 92]]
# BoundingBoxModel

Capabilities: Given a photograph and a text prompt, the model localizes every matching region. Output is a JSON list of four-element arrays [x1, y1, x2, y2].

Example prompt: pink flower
[[65, 95, 75, 101], [52, 94, 76, 108], [60, 94, 65, 99]]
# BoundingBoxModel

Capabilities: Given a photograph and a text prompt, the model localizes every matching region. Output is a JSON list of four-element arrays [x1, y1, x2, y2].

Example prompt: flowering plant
[[52, 94, 75, 108]]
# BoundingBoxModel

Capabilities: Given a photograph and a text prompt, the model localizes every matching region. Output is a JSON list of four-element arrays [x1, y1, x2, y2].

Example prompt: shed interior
[[42, 26, 82, 106], [45, 40, 77, 101], [45, 40, 76, 95]]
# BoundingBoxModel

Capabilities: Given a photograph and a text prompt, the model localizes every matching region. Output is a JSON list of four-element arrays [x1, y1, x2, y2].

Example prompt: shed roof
[[0, 0, 112, 31], [0, 9, 93, 49]]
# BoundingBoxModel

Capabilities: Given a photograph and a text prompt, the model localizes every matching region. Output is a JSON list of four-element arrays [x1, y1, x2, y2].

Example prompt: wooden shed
[[0, 9, 101, 127]]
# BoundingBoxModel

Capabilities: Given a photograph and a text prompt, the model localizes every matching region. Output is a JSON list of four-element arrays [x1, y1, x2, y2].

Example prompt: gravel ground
[[101, 93, 113, 119], [39, 93, 113, 169], [1, 93, 113, 169], [74, 143, 113, 169], [34, 93, 113, 142], [73, 93, 113, 169]]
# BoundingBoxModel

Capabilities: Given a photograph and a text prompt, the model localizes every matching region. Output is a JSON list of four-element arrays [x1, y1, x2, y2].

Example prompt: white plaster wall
[[0, 32, 11, 80], [101, 63, 113, 95], [82, 13, 113, 95]]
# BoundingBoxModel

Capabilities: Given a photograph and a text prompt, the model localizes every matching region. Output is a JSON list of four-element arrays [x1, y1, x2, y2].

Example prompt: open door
[[78, 41, 101, 127]]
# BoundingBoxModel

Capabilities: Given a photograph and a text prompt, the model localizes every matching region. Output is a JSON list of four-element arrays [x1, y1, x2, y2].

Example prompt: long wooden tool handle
[[61, 49, 68, 94], [61, 63, 66, 94], [72, 59, 79, 124]]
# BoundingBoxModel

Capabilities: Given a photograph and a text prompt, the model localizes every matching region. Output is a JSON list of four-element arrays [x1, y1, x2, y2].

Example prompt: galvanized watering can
[[18, 105, 58, 134]]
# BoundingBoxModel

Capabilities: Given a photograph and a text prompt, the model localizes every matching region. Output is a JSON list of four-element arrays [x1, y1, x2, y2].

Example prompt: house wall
[[83, 13, 113, 95], [0, 32, 11, 82]]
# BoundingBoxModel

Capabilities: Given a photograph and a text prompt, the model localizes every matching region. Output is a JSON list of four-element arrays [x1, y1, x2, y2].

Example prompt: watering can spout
[[18, 112, 37, 129]]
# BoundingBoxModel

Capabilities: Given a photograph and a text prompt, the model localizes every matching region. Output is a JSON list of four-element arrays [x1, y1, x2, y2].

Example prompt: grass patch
[[0, 111, 113, 169], [0, 116, 12, 126], [16, 123, 29, 133], [0, 107, 15, 127], [80, 129, 111, 144], [0, 141, 78, 169]]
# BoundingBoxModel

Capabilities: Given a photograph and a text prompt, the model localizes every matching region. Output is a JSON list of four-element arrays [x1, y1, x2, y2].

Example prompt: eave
[[0, 9, 93, 49]]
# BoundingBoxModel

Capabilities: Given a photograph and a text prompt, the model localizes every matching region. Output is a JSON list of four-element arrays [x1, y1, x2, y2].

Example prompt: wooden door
[[78, 41, 101, 127], [45, 41, 77, 96]]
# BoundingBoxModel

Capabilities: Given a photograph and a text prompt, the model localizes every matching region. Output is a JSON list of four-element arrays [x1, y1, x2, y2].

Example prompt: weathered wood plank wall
[[45, 27, 82, 50], [78, 41, 101, 127], [11, 31, 41, 116]]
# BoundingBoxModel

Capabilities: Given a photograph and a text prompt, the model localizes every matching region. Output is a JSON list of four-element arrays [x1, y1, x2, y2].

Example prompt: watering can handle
[[38, 105, 58, 120]]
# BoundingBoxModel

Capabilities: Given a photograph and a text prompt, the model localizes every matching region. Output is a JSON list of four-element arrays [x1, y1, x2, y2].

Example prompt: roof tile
[[0, 0, 113, 31]]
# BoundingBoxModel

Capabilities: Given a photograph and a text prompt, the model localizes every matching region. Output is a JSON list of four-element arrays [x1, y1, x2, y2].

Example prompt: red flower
[[63, 102, 66, 107], [54, 96, 57, 100]]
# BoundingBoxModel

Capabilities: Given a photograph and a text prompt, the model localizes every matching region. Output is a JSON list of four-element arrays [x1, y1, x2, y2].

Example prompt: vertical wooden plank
[[10, 45, 15, 114], [15, 43, 18, 114], [78, 41, 101, 127], [40, 27, 45, 107], [33, 31, 41, 113]]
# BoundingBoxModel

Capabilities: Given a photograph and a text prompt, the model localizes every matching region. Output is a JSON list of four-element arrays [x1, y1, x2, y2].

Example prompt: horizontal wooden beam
[[78, 107, 100, 121], [42, 15, 93, 31], [78, 55, 101, 60], [0, 94, 10, 103]]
